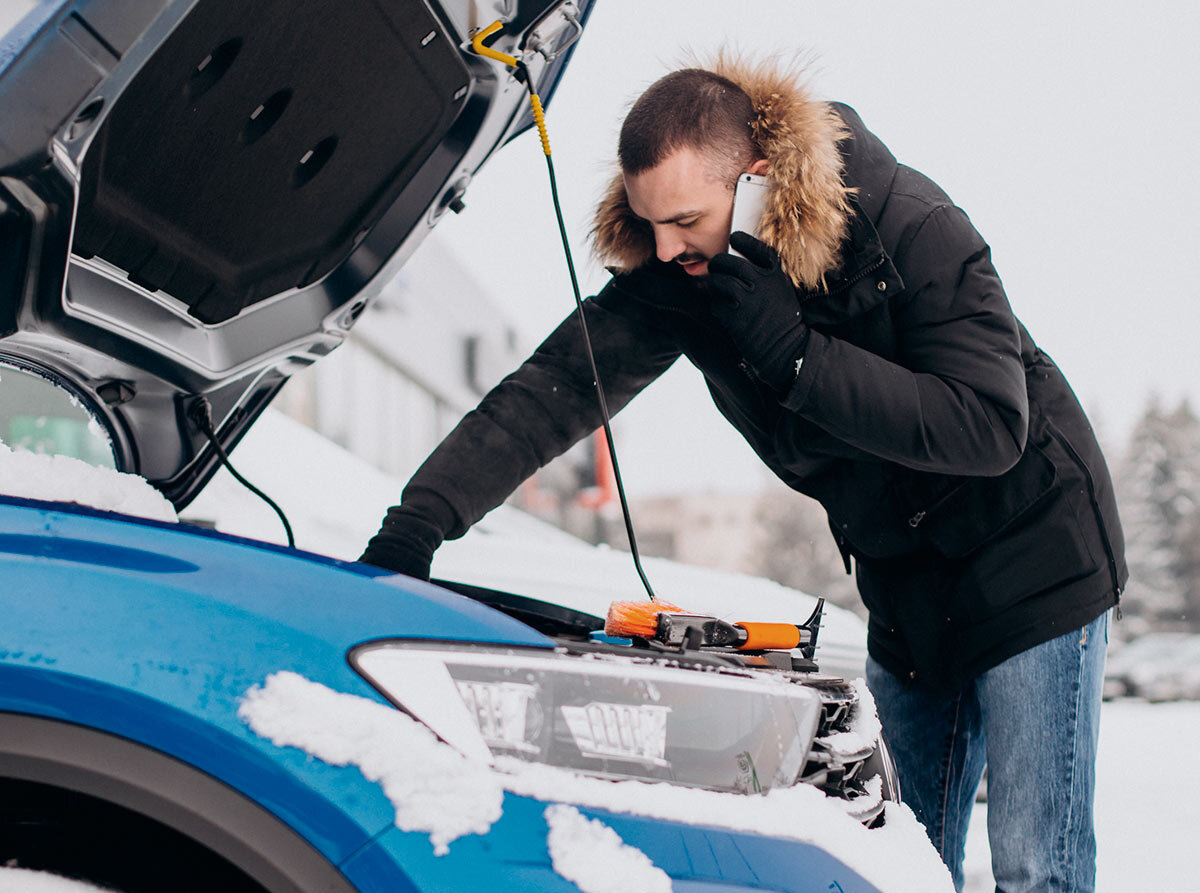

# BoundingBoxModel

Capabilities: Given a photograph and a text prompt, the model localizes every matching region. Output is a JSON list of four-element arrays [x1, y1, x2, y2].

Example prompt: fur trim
[[590, 56, 854, 290]]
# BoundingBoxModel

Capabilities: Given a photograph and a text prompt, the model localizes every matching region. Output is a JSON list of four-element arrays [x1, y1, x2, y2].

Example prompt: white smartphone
[[729, 173, 768, 258]]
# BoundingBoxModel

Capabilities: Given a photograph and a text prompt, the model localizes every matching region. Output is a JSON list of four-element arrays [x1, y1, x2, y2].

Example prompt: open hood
[[0, 0, 591, 507]]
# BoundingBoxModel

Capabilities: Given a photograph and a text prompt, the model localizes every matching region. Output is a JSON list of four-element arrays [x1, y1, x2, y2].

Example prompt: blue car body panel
[[0, 495, 884, 892], [348, 798, 883, 893], [0, 495, 551, 864]]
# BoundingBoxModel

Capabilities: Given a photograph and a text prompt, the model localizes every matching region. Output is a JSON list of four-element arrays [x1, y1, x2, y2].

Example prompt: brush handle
[[735, 622, 804, 651], [617, 606, 816, 652]]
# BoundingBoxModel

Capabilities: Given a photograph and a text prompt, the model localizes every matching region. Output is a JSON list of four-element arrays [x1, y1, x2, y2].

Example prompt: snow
[[1094, 700, 1200, 891], [20, 699, 1193, 893], [0, 442, 177, 523], [240, 670, 953, 893], [238, 672, 503, 856], [822, 678, 883, 760], [0, 867, 111, 892], [544, 804, 671, 893]]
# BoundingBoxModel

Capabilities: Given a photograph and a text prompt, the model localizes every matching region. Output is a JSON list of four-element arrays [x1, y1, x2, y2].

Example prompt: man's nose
[[654, 228, 685, 263]]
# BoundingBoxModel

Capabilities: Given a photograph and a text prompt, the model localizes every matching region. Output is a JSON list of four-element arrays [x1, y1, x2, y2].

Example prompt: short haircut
[[618, 69, 759, 185]]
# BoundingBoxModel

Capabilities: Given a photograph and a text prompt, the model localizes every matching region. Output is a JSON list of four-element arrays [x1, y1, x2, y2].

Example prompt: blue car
[[1, 2, 916, 891]]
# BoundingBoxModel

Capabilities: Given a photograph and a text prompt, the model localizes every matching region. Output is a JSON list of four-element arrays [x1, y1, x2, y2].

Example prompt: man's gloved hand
[[707, 231, 810, 393], [359, 505, 444, 580]]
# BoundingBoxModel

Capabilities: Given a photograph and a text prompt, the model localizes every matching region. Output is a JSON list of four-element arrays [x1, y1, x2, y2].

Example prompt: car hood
[[0, 0, 590, 508]]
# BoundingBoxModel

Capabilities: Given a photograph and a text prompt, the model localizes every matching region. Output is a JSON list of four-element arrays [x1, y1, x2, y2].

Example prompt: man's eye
[[677, 219, 698, 229]]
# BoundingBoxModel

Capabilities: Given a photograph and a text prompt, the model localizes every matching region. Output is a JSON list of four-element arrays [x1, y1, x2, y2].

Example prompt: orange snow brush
[[604, 599, 818, 652], [605, 599, 686, 638]]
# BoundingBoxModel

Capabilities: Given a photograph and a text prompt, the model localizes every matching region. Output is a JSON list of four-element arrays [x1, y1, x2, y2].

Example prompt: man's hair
[[618, 69, 759, 184]]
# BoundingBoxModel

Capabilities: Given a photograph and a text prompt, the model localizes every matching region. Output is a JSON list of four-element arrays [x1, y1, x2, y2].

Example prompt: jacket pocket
[[923, 435, 1104, 623], [948, 485, 1101, 623], [920, 439, 1059, 558]]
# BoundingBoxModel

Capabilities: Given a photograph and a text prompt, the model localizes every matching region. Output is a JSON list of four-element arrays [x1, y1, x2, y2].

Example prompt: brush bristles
[[605, 599, 683, 638]]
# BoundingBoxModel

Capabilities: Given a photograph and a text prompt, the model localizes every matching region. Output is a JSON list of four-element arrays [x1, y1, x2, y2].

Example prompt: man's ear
[[747, 158, 769, 176]]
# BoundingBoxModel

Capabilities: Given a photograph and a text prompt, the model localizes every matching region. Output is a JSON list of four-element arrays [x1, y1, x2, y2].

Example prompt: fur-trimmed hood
[[591, 58, 855, 291]]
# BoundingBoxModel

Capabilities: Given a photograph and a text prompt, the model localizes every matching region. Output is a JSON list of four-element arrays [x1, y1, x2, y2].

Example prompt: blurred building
[[629, 487, 864, 618], [629, 491, 764, 575], [274, 234, 521, 479], [272, 232, 603, 533]]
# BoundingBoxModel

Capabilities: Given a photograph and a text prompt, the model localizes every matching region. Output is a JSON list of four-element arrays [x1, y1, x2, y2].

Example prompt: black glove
[[359, 505, 444, 580], [706, 231, 810, 393]]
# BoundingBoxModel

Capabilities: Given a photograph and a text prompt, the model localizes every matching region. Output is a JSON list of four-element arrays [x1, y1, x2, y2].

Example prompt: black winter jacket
[[397, 91, 1125, 692]]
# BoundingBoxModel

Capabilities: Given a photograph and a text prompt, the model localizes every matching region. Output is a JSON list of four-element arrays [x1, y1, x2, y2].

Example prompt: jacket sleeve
[[780, 204, 1028, 476], [400, 280, 682, 539]]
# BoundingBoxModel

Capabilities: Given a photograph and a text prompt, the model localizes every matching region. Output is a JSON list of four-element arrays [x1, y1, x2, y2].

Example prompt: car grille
[[796, 675, 888, 826]]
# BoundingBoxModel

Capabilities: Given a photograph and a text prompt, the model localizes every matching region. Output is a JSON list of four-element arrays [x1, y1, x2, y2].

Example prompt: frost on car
[[0, 1, 948, 891]]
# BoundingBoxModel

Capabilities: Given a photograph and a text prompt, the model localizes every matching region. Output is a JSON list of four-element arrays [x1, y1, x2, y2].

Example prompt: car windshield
[[0, 363, 114, 468]]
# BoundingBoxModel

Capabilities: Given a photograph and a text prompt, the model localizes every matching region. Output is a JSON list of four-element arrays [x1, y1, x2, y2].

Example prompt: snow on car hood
[[0, 440, 176, 522]]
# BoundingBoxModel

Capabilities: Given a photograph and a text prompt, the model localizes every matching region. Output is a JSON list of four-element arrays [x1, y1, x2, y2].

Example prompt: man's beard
[[672, 252, 710, 281]]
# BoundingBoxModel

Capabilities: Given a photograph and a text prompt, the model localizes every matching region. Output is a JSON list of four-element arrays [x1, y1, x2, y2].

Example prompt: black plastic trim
[[432, 577, 604, 638]]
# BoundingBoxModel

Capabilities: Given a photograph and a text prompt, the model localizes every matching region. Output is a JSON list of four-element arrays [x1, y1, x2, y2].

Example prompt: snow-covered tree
[[1117, 397, 1200, 634]]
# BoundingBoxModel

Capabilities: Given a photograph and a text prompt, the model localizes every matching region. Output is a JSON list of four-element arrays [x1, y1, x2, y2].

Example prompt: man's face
[[623, 146, 741, 278]]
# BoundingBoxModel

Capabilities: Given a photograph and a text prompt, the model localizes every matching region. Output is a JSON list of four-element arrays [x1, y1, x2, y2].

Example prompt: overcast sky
[[433, 0, 1200, 495]]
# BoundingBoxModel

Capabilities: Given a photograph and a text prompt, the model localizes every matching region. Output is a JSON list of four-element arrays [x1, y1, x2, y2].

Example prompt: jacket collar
[[801, 200, 903, 325], [832, 102, 898, 226]]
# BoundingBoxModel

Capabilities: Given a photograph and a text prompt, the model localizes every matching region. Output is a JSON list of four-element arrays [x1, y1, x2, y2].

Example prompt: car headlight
[[351, 642, 823, 794]]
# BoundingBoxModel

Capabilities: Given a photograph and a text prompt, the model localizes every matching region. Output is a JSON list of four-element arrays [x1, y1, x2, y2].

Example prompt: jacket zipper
[[825, 253, 888, 297], [906, 478, 971, 529], [1047, 422, 1124, 617]]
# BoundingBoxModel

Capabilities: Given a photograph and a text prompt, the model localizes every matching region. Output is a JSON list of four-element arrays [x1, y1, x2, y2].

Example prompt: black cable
[[188, 397, 295, 548], [517, 63, 658, 602]]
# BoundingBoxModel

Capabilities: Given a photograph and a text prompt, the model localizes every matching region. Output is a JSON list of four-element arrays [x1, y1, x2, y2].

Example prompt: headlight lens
[[352, 643, 823, 794]]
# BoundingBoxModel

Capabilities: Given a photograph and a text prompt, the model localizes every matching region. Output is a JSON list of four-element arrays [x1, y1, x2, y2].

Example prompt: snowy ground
[[962, 698, 1200, 892]]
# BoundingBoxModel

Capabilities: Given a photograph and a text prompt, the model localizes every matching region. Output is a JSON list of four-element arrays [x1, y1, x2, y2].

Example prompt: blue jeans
[[866, 612, 1108, 892]]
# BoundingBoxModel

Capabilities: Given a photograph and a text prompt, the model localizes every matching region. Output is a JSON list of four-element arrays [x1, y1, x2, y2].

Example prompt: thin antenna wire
[[518, 62, 657, 602]]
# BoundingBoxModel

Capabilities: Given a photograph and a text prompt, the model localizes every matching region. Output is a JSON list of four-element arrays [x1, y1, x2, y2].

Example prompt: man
[[362, 60, 1125, 891]]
